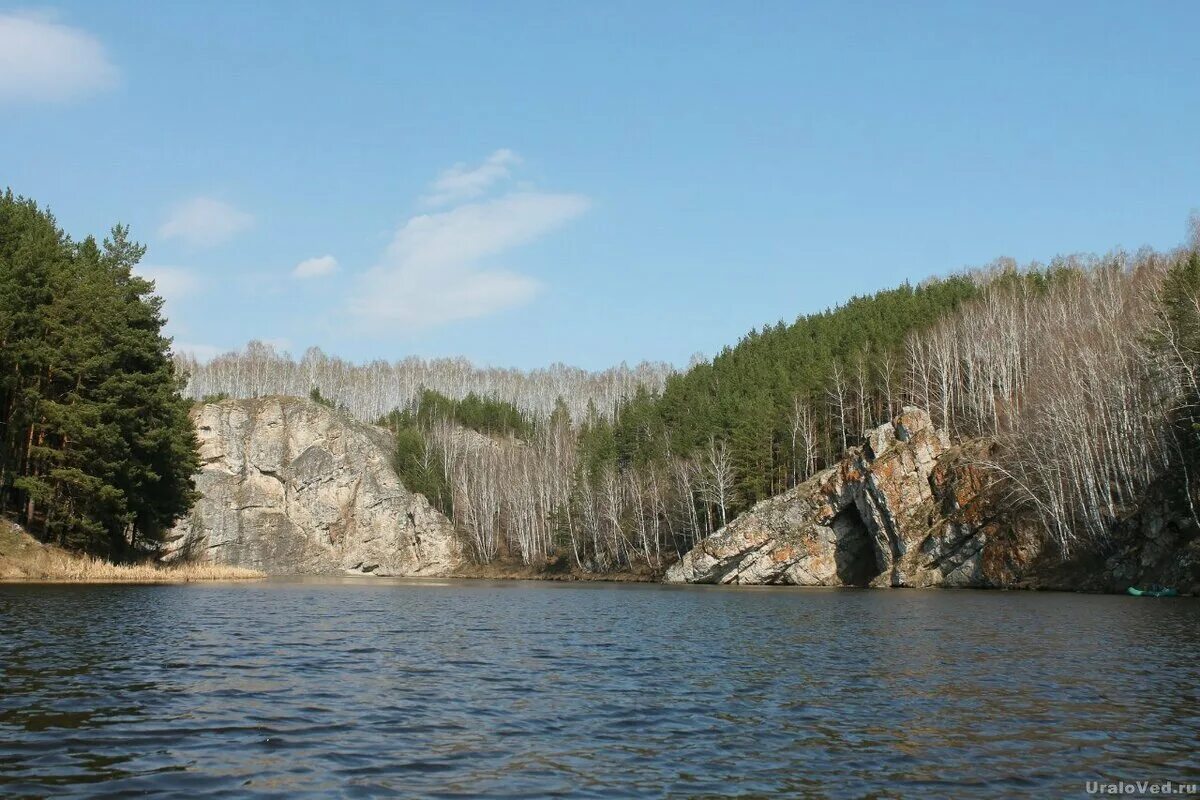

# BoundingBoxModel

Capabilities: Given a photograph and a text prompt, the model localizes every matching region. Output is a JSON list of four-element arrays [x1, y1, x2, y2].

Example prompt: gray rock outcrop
[[162, 397, 462, 575], [665, 407, 1044, 588]]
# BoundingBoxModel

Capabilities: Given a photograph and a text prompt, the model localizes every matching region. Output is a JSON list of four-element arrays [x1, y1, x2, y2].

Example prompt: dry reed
[[1, 522, 263, 583]]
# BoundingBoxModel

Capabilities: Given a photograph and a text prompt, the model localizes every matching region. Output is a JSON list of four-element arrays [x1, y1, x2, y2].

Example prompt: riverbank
[[444, 554, 662, 583], [0, 521, 263, 583]]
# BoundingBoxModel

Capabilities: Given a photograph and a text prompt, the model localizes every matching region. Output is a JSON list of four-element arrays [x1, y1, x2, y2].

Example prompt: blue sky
[[2, 1, 1199, 369]]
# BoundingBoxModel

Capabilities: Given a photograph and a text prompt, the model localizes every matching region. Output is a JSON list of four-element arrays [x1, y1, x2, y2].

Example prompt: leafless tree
[[905, 250, 1184, 551], [180, 346, 673, 423], [699, 437, 734, 529], [827, 362, 850, 452], [789, 394, 818, 485]]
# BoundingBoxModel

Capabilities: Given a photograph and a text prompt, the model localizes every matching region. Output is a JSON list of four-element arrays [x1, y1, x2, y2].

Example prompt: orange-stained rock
[[665, 407, 1047, 588]]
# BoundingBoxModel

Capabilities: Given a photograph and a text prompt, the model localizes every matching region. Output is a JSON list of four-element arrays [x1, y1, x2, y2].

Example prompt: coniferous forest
[[0, 191, 199, 558]]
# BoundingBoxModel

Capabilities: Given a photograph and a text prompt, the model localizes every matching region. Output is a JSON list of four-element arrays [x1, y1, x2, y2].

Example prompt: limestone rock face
[[665, 407, 1045, 588], [163, 397, 462, 575]]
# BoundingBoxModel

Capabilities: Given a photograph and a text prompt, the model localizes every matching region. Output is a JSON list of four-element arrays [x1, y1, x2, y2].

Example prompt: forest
[[192, 223, 1200, 574], [180, 344, 674, 422], [7, 183, 1200, 573], [0, 191, 199, 557]]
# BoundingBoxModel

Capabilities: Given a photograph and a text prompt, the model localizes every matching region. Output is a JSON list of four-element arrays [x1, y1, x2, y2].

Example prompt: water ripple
[[0, 581, 1197, 797]]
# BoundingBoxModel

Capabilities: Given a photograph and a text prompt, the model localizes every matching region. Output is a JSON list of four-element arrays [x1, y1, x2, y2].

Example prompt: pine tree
[[0, 191, 200, 557]]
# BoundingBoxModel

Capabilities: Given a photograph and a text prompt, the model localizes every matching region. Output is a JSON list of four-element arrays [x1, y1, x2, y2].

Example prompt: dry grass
[[0, 521, 263, 583]]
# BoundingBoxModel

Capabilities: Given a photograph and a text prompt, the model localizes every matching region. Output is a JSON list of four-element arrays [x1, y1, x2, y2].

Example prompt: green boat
[[1127, 586, 1179, 597]]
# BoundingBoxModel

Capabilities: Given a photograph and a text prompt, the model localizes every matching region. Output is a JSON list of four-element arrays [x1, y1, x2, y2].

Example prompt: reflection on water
[[0, 580, 1197, 797]]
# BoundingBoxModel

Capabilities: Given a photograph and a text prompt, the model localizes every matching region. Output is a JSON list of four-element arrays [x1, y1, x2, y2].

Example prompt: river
[[1, 580, 1197, 798]]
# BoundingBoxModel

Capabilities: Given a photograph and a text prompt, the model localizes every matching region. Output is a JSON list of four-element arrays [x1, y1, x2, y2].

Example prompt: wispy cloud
[[292, 255, 339, 279], [133, 265, 218, 361], [159, 197, 254, 248], [0, 10, 118, 103], [421, 149, 522, 208], [136, 265, 202, 304], [348, 190, 590, 332]]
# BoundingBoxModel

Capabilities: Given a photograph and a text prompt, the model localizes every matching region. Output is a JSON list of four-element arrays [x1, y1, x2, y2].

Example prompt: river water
[[0, 580, 1196, 798]]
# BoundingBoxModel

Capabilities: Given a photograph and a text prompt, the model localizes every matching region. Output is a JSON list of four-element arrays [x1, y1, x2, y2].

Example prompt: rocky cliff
[[665, 406, 1200, 592], [666, 407, 1046, 588], [162, 397, 462, 575]]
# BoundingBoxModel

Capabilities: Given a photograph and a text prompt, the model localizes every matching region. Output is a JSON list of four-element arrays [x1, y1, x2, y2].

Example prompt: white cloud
[[0, 10, 118, 103], [292, 255, 339, 279], [136, 265, 201, 304], [348, 191, 590, 331], [158, 197, 254, 247], [421, 149, 521, 207], [136, 265, 208, 360], [386, 191, 589, 268]]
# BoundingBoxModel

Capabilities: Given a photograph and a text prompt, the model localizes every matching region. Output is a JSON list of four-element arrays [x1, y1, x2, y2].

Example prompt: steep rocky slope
[[666, 408, 1046, 588], [667, 407, 1200, 592], [162, 397, 462, 575]]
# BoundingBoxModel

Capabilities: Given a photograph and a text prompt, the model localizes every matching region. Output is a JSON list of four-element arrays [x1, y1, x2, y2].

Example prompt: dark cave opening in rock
[[833, 504, 882, 586]]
